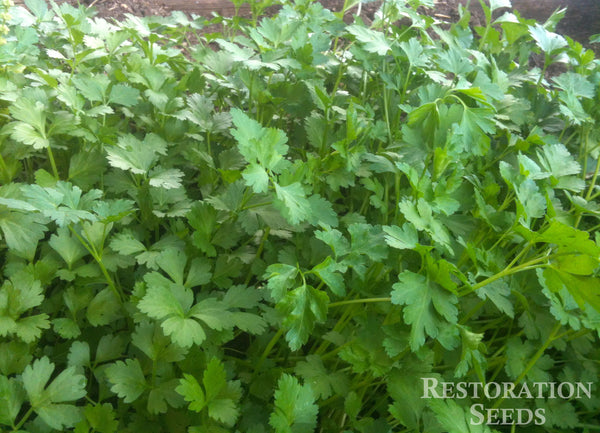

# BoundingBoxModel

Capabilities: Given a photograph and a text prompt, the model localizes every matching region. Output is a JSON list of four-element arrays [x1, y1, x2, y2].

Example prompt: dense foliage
[[0, 0, 599, 431]]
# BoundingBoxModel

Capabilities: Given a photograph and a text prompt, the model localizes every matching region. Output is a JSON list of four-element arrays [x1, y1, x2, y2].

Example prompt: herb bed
[[0, 0, 599, 432]]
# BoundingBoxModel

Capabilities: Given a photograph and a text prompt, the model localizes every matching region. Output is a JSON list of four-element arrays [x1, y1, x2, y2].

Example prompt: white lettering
[[500, 408, 513, 424], [503, 382, 517, 399], [558, 382, 575, 399], [576, 382, 593, 399], [456, 382, 468, 399], [516, 408, 533, 425], [484, 382, 501, 399], [517, 382, 533, 399], [535, 408, 546, 425], [422, 377, 441, 398], [470, 404, 485, 425], [442, 381, 454, 398]]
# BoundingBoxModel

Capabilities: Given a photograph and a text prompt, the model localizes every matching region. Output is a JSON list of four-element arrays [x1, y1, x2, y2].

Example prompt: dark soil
[[14, 0, 600, 45]]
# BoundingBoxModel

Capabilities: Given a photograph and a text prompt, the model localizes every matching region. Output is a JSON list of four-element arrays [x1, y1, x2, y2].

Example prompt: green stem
[[46, 145, 59, 180], [381, 60, 392, 146], [13, 407, 34, 432], [458, 255, 551, 297], [328, 297, 391, 308], [585, 153, 600, 201], [244, 227, 270, 285], [68, 225, 123, 303], [255, 328, 284, 373], [394, 172, 401, 222], [492, 322, 561, 409], [459, 299, 486, 324], [575, 424, 600, 430]]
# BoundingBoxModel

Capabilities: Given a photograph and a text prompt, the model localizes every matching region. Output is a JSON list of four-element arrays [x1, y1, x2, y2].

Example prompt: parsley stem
[[584, 152, 600, 201], [381, 60, 392, 146], [491, 322, 561, 409], [328, 297, 391, 308], [255, 327, 284, 373], [244, 227, 269, 285], [13, 407, 33, 431], [47, 145, 59, 180], [458, 299, 486, 325], [575, 424, 600, 430], [68, 225, 124, 303], [458, 255, 551, 297], [0, 152, 9, 183]]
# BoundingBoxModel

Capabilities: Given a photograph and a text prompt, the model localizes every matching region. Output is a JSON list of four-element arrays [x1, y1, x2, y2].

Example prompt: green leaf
[[529, 24, 567, 54], [280, 284, 328, 351], [458, 107, 495, 156], [391, 271, 458, 351], [86, 287, 123, 326], [399, 198, 453, 252], [203, 357, 226, 402], [295, 355, 348, 400], [185, 258, 212, 288], [0, 182, 100, 227], [188, 298, 232, 332], [8, 97, 48, 149], [314, 228, 350, 258], [553, 72, 595, 99], [536, 220, 600, 257], [106, 133, 167, 174], [105, 359, 147, 403], [24, 0, 49, 19], [230, 109, 290, 174], [0, 210, 47, 261], [0, 341, 32, 376], [344, 391, 362, 421], [131, 321, 187, 362], [0, 376, 25, 426], [306, 194, 338, 227], [383, 223, 419, 250], [108, 84, 140, 107], [161, 316, 206, 348], [49, 227, 88, 267], [109, 232, 146, 255], [347, 25, 391, 55], [73, 74, 110, 103], [139, 273, 191, 318], [541, 267, 600, 313], [269, 374, 318, 433], [176, 374, 206, 412], [156, 248, 187, 285], [537, 144, 585, 191], [504, 336, 553, 382], [188, 202, 217, 257], [311, 256, 346, 296], [514, 179, 546, 224], [22, 357, 86, 430], [429, 399, 495, 433], [274, 182, 311, 225], [476, 279, 514, 318], [0, 273, 50, 343], [347, 223, 388, 262], [264, 263, 299, 301], [242, 163, 270, 193], [147, 379, 181, 415], [148, 168, 185, 189], [83, 403, 119, 433], [489, 0, 511, 11], [400, 37, 429, 68], [68, 341, 90, 369], [176, 359, 240, 426]]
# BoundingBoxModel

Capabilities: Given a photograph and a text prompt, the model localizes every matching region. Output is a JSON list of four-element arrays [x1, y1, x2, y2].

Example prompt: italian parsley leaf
[[22, 357, 87, 430], [269, 374, 318, 433]]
